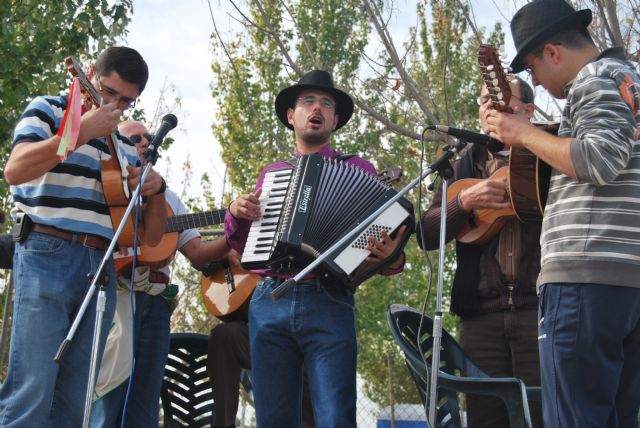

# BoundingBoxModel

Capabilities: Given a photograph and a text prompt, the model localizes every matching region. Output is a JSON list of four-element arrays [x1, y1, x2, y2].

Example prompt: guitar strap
[[450, 146, 485, 317]]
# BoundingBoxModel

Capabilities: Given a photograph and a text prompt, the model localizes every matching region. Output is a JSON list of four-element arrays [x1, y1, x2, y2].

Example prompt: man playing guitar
[[1, 47, 167, 427], [416, 76, 543, 428]]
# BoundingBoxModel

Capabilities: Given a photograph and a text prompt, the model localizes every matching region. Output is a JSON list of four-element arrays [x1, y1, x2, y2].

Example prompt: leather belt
[[149, 271, 170, 284], [263, 276, 322, 287], [31, 224, 109, 251]]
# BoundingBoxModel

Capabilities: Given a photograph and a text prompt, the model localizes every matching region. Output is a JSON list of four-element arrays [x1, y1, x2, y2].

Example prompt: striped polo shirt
[[10, 95, 139, 240]]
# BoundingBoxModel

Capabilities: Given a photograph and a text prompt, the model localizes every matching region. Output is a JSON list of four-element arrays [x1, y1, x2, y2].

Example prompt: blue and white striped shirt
[[11, 95, 139, 240]]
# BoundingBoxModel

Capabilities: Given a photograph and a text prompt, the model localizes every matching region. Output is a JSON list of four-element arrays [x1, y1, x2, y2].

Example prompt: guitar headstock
[[478, 44, 512, 112], [378, 165, 403, 186], [65, 56, 101, 108]]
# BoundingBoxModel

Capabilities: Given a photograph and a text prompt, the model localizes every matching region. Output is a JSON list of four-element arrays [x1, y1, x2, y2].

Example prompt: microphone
[[145, 114, 178, 160], [427, 124, 505, 153]]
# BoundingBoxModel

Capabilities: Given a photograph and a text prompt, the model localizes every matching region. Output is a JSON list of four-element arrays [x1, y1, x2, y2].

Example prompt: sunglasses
[[128, 133, 154, 144]]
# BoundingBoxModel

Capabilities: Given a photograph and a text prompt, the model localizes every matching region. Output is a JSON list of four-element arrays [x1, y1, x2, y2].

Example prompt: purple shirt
[[224, 144, 403, 278]]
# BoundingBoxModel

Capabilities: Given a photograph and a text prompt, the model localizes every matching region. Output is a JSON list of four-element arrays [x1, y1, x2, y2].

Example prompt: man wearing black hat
[[223, 70, 406, 427], [485, 1, 640, 426]]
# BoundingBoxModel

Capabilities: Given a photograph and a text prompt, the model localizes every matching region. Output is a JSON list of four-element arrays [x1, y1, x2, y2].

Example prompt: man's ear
[[332, 113, 339, 131], [545, 43, 563, 66], [524, 103, 535, 117], [287, 107, 295, 126]]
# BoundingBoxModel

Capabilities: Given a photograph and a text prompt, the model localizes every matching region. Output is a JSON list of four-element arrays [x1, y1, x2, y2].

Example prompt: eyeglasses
[[128, 133, 154, 144], [296, 95, 336, 109], [97, 75, 138, 109]]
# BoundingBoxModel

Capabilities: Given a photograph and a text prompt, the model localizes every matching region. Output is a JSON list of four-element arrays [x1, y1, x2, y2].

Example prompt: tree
[[0, 0, 134, 214]]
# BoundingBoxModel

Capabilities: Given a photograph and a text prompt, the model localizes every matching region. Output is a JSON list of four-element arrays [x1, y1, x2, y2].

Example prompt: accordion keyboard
[[242, 168, 293, 263]]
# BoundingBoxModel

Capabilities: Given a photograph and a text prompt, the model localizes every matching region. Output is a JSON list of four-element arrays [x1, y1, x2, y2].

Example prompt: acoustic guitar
[[200, 262, 260, 322], [200, 165, 405, 321], [66, 56, 141, 247], [446, 45, 551, 245], [113, 207, 226, 272]]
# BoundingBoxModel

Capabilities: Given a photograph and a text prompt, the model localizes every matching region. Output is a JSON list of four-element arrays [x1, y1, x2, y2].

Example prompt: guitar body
[[201, 265, 260, 322], [448, 166, 516, 245], [114, 203, 178, 272], [509, 147, 551, 222]]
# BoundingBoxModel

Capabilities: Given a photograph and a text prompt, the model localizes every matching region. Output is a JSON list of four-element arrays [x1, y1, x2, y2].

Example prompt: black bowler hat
[[274, 70, 354, 131], [510, 0, 592, 73]]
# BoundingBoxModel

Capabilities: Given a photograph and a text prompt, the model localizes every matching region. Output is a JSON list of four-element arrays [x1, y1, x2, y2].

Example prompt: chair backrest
[[160, 332, 214, 427], [387, 304, 533, 428]]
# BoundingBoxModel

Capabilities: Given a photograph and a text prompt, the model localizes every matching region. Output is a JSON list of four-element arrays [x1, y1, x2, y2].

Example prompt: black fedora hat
[[274, 70, 354, 131], [510, 0, 592, 73]]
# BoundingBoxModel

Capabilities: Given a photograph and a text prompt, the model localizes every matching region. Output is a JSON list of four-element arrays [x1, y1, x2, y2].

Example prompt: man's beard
[[299, 128, 331, 145]]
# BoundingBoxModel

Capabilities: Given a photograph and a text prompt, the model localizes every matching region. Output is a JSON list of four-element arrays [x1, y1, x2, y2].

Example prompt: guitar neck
[[165, 209, 226, 233]]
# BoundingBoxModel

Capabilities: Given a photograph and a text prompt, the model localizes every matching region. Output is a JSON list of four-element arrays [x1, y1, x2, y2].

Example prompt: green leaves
[[0, 0, 133, 220]]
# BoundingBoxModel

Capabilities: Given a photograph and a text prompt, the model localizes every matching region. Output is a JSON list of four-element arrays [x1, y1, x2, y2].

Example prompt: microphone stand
[[54, 145, 162, 428]]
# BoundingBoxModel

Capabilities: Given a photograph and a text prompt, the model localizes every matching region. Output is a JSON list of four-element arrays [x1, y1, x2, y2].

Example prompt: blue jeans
[[0, 232, 116, 427], [90, 291, 171, 427], [538, 283, 640, 428], [249, 278, 357, 428]]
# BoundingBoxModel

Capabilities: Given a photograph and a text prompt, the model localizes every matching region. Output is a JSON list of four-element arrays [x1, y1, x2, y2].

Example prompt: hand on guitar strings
[[458, 178, 511, 212], [126, 165, 165, 197], [78, 102, 122, 146], [365, 225, 408, 266], [230, 189, 262, 221], [484, 107, 541, 149]]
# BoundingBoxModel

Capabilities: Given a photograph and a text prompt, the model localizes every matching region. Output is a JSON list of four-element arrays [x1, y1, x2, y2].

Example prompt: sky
[[126, 0, 235, 205], [126, 0, 523, 206]]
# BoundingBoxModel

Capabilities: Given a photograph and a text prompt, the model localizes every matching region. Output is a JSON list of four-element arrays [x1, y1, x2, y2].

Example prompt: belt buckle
[[81, 234, 91, 248]]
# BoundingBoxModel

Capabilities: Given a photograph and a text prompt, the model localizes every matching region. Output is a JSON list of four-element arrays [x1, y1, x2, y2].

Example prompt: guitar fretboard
[[165, 209, 226, 233]]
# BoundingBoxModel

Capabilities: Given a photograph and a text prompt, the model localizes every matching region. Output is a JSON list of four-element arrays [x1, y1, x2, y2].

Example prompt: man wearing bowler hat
[[484, 1, 640, 426], [223, 70, 407, 427]]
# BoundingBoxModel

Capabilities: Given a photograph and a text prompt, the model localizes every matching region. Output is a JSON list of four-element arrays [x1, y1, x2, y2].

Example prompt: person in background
[[416, 76, 542, 428], [90, 120, 231, 427]]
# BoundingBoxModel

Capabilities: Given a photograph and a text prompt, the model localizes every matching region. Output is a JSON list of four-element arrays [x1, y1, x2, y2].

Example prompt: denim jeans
[[0, 232, 116, 427], [538, 283, 640, 428], [90, 291, 171, 427], [249, 278, 357, 428]]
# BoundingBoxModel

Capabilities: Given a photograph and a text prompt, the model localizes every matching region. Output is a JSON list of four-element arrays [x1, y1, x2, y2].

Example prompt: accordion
[[241, 154, 414, 287]]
